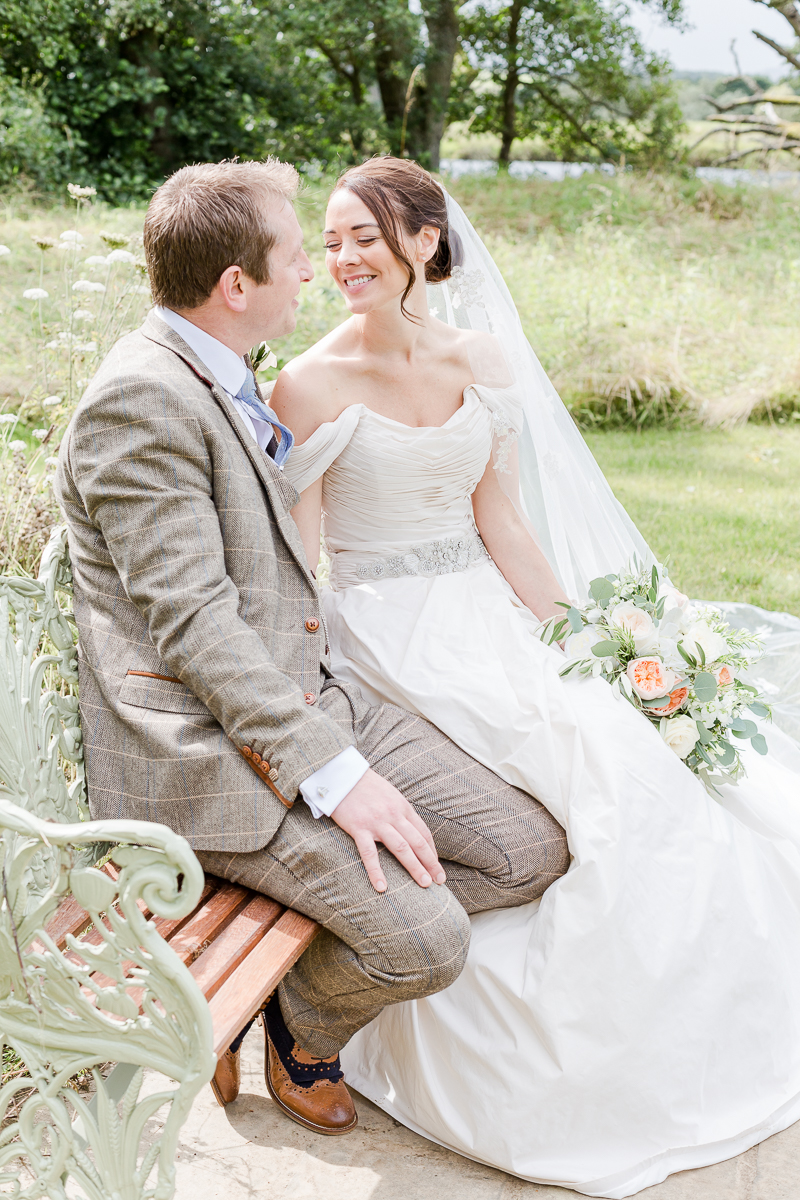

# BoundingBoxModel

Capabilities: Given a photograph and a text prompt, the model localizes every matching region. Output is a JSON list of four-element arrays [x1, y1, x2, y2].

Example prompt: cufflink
[[317, 786, 329, 799]]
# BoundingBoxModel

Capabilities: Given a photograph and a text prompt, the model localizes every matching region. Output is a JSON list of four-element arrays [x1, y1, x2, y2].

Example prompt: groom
[[55, 159, 568, 1136]]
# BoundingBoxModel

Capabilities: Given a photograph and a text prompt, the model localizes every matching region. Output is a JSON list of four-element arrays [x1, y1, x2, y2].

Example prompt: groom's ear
[[216, 264, 248, 313]]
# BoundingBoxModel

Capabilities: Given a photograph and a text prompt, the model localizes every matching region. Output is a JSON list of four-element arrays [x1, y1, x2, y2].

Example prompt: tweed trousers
[[200, 687, 569, 1058]]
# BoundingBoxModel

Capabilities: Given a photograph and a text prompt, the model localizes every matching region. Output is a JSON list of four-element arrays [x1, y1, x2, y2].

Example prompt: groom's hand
[[332, 768, 446, 893]]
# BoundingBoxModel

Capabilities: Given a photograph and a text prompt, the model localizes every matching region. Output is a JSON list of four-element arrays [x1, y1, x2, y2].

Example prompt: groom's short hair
[[144, 159, 299, 310]]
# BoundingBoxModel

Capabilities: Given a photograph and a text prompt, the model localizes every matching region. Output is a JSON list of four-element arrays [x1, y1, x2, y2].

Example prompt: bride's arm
[[291, 479, 324, 576], [472, 458, 570, 622]]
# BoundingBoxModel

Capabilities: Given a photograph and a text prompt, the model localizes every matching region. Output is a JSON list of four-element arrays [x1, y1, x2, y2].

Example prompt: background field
[[1, 173, 798, 613]]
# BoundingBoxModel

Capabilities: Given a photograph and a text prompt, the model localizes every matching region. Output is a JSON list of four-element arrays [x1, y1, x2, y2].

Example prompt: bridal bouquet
[[539, 562, 771, 790]]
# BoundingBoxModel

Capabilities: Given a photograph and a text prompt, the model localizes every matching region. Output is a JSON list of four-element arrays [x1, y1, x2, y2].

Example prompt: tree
[[686, 1, 800, 167], [0, 0, 283, 198], [459, 0, 686, 166]]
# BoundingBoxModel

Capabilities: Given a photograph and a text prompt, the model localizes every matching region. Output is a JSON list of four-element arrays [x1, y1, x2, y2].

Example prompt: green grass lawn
[[588, 425, 800, 616], [2, 175, 799, 608]]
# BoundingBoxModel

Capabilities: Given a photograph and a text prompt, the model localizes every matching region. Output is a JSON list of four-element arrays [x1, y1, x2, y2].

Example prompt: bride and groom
[[56, 156, 800, 1199]]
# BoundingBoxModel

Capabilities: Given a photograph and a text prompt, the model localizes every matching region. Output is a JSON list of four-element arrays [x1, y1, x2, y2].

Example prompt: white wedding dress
[[284, 383, 800, 1198]]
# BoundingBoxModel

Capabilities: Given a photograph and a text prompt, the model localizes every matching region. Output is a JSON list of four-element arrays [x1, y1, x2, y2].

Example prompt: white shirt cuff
[[298, 746, 371, 819]]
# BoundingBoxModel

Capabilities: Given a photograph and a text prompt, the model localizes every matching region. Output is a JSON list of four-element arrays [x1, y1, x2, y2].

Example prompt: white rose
[[659, 583, 688, 610], [564, 626, 602, 658], [682, 620, 729, 666], [609, 602, 656, 652], [662, 714, 700, 759]]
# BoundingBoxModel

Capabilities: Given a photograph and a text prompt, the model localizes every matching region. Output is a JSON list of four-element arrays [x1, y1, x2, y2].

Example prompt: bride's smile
[[323, 187, 442, 320]]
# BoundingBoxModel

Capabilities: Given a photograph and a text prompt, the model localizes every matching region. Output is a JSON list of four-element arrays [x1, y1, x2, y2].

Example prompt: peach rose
[[626, 657, 678, 700], [648, 686, 689, 716], [714, 664, 735, 688]]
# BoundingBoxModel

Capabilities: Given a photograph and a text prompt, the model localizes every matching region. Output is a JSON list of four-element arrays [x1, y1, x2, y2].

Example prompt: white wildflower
[[84, 255, 108, 266], [106, 249, 135, 264], [45, 457, 60, 467], [74, 309, 94, 321], [67, 183, 97, 199], [74, 341, 97, 353], [100, 231, 129, 249], [43, 395, 62, 407], [72, 280, 105, 293], [0, 414, 17, 424], [0, 245, 10, 256], [22, 287, 49, 300], [8, 439, 26, 450], [32, 428, 49, 440], [60, 231, 84, 244]]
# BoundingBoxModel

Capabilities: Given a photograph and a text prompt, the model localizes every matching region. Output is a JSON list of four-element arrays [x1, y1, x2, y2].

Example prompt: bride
[[270, 156, 800, 1198]]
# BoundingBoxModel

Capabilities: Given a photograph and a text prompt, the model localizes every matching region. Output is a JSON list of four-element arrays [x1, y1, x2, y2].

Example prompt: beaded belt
[[333, 529, 490, 585]]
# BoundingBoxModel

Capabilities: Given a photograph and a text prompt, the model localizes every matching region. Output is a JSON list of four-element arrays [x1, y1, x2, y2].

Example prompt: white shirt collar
[[154, 307, 248, 398]]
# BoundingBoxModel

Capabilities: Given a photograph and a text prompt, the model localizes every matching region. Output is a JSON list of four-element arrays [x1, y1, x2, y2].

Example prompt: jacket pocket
[[118, 670, 211, 717]]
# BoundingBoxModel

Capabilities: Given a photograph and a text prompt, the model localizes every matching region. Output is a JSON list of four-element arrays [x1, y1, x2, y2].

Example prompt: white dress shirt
[[153, 307, 369, 818]]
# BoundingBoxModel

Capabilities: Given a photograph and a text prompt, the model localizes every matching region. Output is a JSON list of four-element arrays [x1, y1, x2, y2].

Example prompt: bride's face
[[323, 189, 436, 315]]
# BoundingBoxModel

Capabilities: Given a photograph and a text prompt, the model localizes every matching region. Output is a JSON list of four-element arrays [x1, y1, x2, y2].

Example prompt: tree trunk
[[120, 30, 174, 172], [372, 14, 415, 156], [498, 0, 523, 165], [418, 0, 461, 169]]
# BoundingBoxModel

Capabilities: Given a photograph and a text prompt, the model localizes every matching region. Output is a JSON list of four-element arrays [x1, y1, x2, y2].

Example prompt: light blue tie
[[234, 368, 294, 466]]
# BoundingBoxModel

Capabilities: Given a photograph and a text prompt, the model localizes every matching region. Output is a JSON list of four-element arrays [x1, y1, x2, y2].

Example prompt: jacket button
[[242, 746, 253, 758], [305, 618, 320, 633], [252, 752, 262, 765], [304, 692, 316, 705]]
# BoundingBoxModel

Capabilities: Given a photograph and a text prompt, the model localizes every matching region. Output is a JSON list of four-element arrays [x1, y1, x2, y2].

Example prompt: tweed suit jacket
[[55, 311, 357, 852]]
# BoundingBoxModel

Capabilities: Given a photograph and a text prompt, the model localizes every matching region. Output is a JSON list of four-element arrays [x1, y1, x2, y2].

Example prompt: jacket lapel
[[141, 313, 316, 590]]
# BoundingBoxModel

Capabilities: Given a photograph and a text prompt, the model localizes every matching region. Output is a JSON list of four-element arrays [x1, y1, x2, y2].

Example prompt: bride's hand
[[332, 768, 447, 893]]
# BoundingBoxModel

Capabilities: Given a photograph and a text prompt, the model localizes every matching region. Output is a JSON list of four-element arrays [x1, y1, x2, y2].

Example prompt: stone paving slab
[[158, 1024, 800, 1200]]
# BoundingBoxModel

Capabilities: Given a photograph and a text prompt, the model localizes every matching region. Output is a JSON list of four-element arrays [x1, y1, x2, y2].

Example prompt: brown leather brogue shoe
[[210, 1047, 241, 1106], [261, 1008, 357, 1135]]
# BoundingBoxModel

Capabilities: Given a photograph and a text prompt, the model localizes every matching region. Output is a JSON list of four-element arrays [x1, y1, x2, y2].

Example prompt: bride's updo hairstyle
[[333, 156, 462, 321]]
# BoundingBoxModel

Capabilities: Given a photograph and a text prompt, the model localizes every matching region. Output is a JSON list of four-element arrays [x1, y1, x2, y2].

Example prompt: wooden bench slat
[[166, 881, 251, 965], [44, 895, 93, 949], [152, 878, 219, 943], [208, 910, 319, 1057], [190, 894, 284, 1001]]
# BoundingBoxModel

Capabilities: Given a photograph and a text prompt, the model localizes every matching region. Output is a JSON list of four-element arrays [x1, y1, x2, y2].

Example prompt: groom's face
[[246, 199, 314, 339]]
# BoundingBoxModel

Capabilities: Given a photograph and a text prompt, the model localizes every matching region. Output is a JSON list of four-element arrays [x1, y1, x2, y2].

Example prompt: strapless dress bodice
[[283, 386, 510, 588]]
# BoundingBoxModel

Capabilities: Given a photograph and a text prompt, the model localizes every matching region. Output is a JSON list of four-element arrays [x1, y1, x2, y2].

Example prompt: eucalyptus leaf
[[591, 640, 621, 657], [751, 733, 769, 756], [716, 741, 736, 767], [589, 577, 616, 605], [695, 744, 714, 767], [693, 672, 717, 703], [695, 721, 713, 745], [731, 718, 757, 737], [677, 642, 697, 667], [748, 701, 770, 719], [567, 607, 583, 634]]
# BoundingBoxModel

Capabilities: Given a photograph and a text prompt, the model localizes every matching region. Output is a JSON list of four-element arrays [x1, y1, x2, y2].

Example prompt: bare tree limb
[[752, 0, 800, 40], [753, 29, 800, 70]]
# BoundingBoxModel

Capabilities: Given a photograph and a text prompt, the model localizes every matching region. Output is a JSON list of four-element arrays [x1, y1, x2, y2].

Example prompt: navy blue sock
[[262, 991, 343, 1087]]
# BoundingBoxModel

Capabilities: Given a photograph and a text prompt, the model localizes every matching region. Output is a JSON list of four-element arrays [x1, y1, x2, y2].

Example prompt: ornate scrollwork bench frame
[[0, 527, 218, 1200]]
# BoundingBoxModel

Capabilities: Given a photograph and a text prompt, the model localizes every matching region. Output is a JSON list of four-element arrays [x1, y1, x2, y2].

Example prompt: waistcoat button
[[305, 618, 320, 633], [304, 692, 316, 705], [242, 746, 253, 758]]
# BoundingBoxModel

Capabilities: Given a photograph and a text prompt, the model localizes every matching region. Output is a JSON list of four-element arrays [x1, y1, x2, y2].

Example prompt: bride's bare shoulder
[[271, 321, 355, 443], [432, 320, 513, 388]]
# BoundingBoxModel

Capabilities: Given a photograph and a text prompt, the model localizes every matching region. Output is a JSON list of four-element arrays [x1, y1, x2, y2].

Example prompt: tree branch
[[753, 29, 800, 70]]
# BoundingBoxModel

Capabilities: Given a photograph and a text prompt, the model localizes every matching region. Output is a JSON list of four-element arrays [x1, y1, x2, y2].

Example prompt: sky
[[630, 0, 794, 76]]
